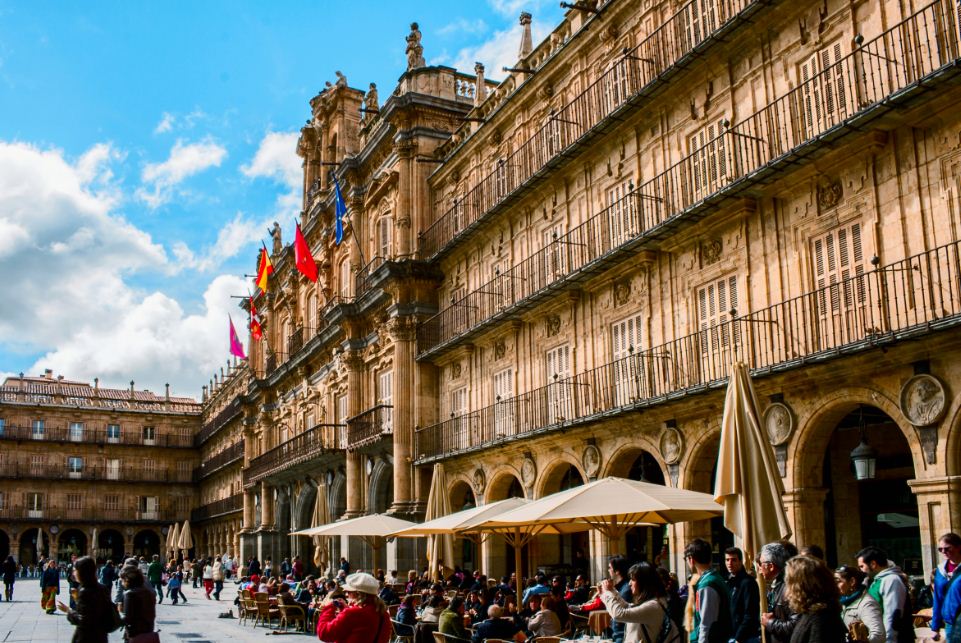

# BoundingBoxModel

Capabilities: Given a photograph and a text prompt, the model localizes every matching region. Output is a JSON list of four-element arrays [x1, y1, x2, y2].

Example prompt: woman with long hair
[[600, 561, 682, 643], [783, 556, 846, 643], [57, 556, 115, 643], [120, 565, 157, 642], [315, 572, 391, 643], [835, 565, 883, 643]]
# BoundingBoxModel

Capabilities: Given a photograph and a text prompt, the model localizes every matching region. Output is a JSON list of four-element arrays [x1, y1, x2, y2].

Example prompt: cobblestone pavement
[[0, 576, 315, 642]]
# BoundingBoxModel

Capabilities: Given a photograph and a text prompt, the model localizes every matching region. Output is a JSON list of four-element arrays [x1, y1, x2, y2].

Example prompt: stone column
[[396, 142, 414, 257], [261, 482, 275, 529], [909, 475, 961, 577], [243, 491, 256, 530], [345, 351, 365, 517], [782, 487, 829, 554], [389, 318, 416, 514]]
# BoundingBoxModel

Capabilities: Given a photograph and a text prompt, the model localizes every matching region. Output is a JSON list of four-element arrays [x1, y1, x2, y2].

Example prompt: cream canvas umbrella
[[310, 483, 331, 574], [90, 527, 98, 560], [713, 362, 792, 641], [167, 523, 180, 559], [290, 513, 416, 572], [424, 463, 455, 582], [178, 520, 193, 558]]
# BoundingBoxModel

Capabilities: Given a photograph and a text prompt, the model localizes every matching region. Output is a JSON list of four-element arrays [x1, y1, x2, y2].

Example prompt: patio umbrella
[[391, 497, 529, 537], [178, 520, 193, 558], [311, 483, 331, 574], [424, 463, 455, 582], [90, 527, 98, 559], [167, 523, 180, 559], [714, 362, 792, 636], [290, 513, 416, 571]]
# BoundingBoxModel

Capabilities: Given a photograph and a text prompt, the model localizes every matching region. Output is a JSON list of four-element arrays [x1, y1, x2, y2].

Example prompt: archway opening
[[539, 464, 587, 578], [624, 451, 667, 564], [0, 529, 10, 561], [488, 474, 528, 577], [97, 529, 124, 563], [134, 530, 160, 559], [450, 481, 476, 571], [57, 529, 87, 562], [822, 405, 919, 570], [19, 528, 48, 566]]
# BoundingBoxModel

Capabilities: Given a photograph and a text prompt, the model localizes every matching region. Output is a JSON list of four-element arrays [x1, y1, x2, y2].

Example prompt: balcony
[[194, 439, 245, 481], [243, 423, 346, 487], [417, 0, 961, 358], [196, 397, 243, 445], [0, 423, 193, 448], [416, 239, 961, 461], [190, 494, 244, 522], [419, 0, 768, 260], [0, 503, 173, 523], [346, 405, 394, 450], [0, 462, 194, 483]]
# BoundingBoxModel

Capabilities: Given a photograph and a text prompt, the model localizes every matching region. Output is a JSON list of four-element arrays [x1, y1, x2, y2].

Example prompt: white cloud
[[137, 137, 227, 208], [242, 131, 302, 220], [171, 211, 262, 272], [154, 112, 175, 134], [448, 20, 553, 80], [0, 141, 246, 396]]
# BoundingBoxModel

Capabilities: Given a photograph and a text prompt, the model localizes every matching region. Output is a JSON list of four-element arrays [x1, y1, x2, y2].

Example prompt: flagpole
[[328, 170, 368, 272]]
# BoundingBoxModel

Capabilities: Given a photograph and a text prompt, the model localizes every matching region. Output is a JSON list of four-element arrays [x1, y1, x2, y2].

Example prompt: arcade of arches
[[0, 526, 163, 566]]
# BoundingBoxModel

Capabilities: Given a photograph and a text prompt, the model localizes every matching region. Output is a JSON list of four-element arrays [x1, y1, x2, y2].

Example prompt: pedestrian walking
[[146, 555, 164, 604], [783, 556, 846, 643], [758, 541, 798, 643], [856, 546, 912, 643], [2, 555, 16, 601], [57, 556, 117, 643], [932, 533, 961, 641], [202, 558, 214, 599], [120, 565, 158, 643], [212, 556, 224, 600], [40, 559, 60, 614], [167, 567, 187, 605], [835, 565, 884, 643], [725, 546, 761, 642], [683, 538, 733, 643]]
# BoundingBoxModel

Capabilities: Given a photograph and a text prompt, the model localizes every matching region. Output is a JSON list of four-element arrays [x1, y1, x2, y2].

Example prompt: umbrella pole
[[513, 529, 522, 585], [757, 570, 768, 643]]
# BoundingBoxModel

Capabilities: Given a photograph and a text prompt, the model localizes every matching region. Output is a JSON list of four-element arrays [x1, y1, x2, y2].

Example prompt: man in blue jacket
[[932, 533, 961, 641]]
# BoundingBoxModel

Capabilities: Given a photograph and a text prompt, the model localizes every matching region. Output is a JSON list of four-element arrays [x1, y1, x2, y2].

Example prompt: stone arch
[[292, 481, 318, 532], [604, 443, 669, 482], [486, 468, 526, 503], [368, 458, 393, 514], [133, 529, 161, 558], [534, 455, 585, 499], [330, 470, 348, 519], [57, 528, 87, 561], [789, 386, 921, 489], [679, 420, 722, 492], [936, 389, 961, 477], [17, 527, 49, 566], [449, 478, 476, 511], [96, 529, 125, 563], [276, 487, 292, 534], [0, 529, 9, 560]]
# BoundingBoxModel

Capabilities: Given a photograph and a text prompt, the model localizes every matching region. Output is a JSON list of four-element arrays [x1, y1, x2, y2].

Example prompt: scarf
[[839, 586, 865, 607]]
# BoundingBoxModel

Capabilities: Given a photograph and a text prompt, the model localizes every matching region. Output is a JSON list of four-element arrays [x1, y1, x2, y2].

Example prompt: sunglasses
[[938, 547, 955, 553]]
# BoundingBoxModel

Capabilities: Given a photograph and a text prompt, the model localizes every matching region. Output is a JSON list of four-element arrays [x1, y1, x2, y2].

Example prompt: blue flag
[[333, 176, 347, 245]]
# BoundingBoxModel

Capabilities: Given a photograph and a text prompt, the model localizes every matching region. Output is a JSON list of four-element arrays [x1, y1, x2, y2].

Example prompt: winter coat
[[66, 583, 113, 643], [840, 591, 885, 643], [932, 561, 960, 632], [789, 609, 847, 643], [601, 592, 682, 643], [315, 601, 392, 643]]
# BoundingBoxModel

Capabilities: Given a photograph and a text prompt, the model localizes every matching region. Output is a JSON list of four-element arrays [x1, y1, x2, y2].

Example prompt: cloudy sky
[[0, 0, 563, 398]]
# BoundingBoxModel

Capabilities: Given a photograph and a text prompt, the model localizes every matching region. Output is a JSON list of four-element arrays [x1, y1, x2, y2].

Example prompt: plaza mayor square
[[1, 0, 961, 641]]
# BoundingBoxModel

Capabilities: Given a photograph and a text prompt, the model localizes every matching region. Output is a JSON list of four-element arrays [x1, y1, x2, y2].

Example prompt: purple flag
[[229, 316, 247, 360]]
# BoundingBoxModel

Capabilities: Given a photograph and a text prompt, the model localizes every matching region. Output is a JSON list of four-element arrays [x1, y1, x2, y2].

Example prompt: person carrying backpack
[[856, 546, 913, 643]]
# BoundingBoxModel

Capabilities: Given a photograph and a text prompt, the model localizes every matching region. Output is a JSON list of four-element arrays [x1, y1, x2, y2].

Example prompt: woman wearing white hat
[[316, 572, 391, 643]]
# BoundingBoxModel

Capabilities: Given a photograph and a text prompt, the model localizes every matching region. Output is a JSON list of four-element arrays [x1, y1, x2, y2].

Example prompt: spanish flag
[[249, 296, 263, 341], [255, 245, 273, 293]]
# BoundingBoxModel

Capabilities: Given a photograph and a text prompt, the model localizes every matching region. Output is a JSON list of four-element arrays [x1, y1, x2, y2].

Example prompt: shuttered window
[[608, 180, 637, 247], [612, 314, 644, 406], [812, 222, 867, 348], [698, 275, 740, 355], [378, 370, 393, 431], [542, 225, 568, 281], [546, 344, 572, 424], [493, 368, 515, 437], [689, 120, 729, 203], [799, 42, 846, 137], [377, 216, 392, 259]]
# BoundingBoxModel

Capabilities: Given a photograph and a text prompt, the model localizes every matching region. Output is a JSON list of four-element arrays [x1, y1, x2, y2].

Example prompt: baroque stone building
[[0, 371, 199, 565], [203, 0, 961, 582]]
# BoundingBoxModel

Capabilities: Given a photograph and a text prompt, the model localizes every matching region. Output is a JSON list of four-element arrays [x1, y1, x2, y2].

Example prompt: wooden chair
[[388, 603, 401, 618], [278, 601, 307, 632], [391, 618, 415, 643], [238, 595, 255, 625], [254, 593, 280, 628]]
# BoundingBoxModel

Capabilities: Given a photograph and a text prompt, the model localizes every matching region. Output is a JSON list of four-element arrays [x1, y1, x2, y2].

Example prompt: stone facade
[[0, 372, 199, 565], [199, 0, 961, 582]]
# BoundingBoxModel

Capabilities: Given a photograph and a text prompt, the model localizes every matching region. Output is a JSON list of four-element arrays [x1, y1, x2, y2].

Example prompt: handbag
[[847, 620, 869, 642]]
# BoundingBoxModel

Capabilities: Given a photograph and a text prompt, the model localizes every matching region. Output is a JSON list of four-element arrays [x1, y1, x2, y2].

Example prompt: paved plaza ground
[[0, 576, 313, 642]]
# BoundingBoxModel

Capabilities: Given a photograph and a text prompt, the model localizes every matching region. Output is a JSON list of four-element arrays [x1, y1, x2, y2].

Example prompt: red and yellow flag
[[255, 246, 273, 293], [249, 296, 263, 341]]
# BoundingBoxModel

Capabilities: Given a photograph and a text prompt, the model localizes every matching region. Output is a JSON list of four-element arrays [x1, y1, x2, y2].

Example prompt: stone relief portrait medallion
[[520, 457, 537, 487], [659, 427, 683, 465], [582, 444, 601, 478], [472, 468, 486, 495], [900, 374, 947, 426], [763, 402, 794, 446]]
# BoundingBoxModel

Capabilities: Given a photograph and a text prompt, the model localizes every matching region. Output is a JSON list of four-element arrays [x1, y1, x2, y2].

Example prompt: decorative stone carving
[[701, 239, 723, 266], [450, 362, 462, 379], [613, 280, 632, 306], [816, 177, 843, 210], [764, 402, 794, 446], [364, 83, 378, 111], [335, 71, 347, 88], [659, 426, 683, 465], [494, 340, 506, 360], [406, 22, 425, 70], [472, 468, 486, 495], [270, 221, 283, 254], [582, 444, 601, 478], [546, 314, 561, 337], [520, 457, 537, 487], [900, 374, 947, 426]]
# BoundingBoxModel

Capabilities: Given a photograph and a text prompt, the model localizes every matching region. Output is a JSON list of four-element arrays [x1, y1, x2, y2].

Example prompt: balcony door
[[493, 368, 515, 438], [377, 369, 393, 432], [546, 344, 572, 424], [798, 42, 848, 140], [69, 422, 84, 442], [106, 458, 120, 481], [697, 275, 740, 377], [612, 314, 644, 406], [812, 222, 867, 351], [27, 492, 43, 519]]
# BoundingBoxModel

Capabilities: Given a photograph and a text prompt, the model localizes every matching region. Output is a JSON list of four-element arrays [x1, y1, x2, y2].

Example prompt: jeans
[[151, 581, 164, 603], [214, 579, 224, 600]]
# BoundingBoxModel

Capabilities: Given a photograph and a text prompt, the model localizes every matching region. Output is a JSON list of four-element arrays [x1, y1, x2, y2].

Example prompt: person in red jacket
[[316, 572, 391, 643]]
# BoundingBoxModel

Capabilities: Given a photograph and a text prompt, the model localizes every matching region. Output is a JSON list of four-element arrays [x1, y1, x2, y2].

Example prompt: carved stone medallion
[[659, 427, 683, 465], [817, 177, 843, 210], [450, 362, 462, 380], [520, 457, 537, 487], [701, 239, 723, 266], [582, 444, 601, 478], [763, 402, 794, 446], [494, 340, 506, 360], [613, 280, 632, 306], [546, 314, 561, 337], [900, 374, 947, 426], [472, 468, 486, 496]]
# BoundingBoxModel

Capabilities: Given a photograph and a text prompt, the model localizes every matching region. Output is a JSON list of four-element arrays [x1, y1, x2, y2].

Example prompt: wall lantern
[[850, 405, 878, 481]]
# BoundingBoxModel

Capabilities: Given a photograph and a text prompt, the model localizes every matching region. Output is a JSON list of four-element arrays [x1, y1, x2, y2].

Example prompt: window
[[450, 285, 468, 334], [494, 159, 509, 200], [336, 394, 348, 425], [69, 421, 84, 442], [377, 370, 394, 431], [377, 216, 392, 259], [138, 496, 159, 520], [604, 58, 632, 113], [177, 461, 190, 480], [688, 120, 730, 203], [546, 344, 572, 424], [106, 458, 120, 481], [174, 496, 189, 514], [450, 197, 465, 235], [30, 455, 44, 473], [66, 493, 82, 510], [31, 419, 44, 440], [106, 423, 121, 443], [27, 491, 43, 518], [798, 42, 847, 139], [0, 491, 4, 510], [68, 456, 84, 479], [339, 258, 352, 299], [0, 418, 5, 437], [143, 458, 156, 475], [142, 426, 156, 445], [612, 314, 645, 405], [546, 114, 562, 156], [812, 222, 866, 347], [682, 0, 719, 49], [608, 180, 637, 247], [542, 225, 568, 282], [103, 495, 120, 512], [449, 386, 469, 450], [697, 275, 740, 359], [493, 368, 515, 437]]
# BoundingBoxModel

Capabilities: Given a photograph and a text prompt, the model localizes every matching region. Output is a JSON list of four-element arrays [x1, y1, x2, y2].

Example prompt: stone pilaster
[[389, 318, 416, 514], [909, 475, 961, 576], [782, 487, 829, 555]]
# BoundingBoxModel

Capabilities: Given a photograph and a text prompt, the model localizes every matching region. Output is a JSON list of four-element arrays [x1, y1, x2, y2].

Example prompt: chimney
[[129, 380, 135, 398], [165, 383, 170, 401], [202, 385, 208, 402], [518, 12, 533, 61], [474, 63, 487, 106], [94, 377, 99, 393], [44, 369, 53, 380]]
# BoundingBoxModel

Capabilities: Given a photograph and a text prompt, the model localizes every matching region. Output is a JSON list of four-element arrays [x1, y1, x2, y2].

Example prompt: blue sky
[[0, 0, 563, 397]]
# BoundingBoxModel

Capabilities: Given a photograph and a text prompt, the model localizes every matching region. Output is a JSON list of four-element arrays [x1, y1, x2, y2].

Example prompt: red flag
[[249, 296, 263, 341], [293, 224, 318, 282]]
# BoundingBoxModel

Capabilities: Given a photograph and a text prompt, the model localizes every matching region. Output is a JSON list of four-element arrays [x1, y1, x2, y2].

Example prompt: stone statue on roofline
[[270, 221, 283, 254], [365, 83, 379, 112], [406, 22, 425, 70], [335, 71, 347, 88]]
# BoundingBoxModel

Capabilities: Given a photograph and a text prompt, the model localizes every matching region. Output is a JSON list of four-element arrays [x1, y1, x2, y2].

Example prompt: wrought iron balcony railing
[[346, 405, 394, 450], [243, 423, 346, 487], [416, 239, 961, 461], [196, 397, 243, 445], [419, 0, 766, 259], [0, 462, 193, 484], [194, 439, 245, 481], [190, 494, 244, 522], [0, 423, 193, 448], [0, 504, 176, 523], [417, 0, 961, 357]]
